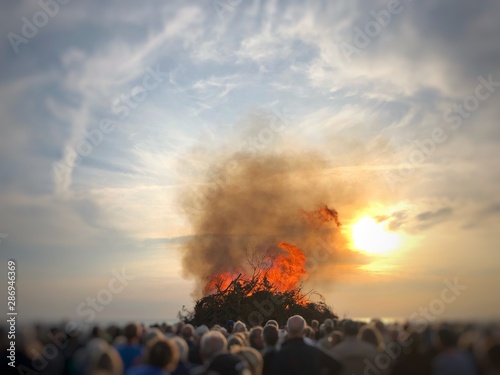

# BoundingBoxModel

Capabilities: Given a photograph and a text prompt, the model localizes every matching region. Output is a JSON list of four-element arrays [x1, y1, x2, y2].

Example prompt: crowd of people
[[2, 315, 500, 375]]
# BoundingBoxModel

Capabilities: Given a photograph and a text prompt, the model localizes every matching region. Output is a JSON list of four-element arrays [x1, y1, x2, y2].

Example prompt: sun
[[350, 216, 400, 255]]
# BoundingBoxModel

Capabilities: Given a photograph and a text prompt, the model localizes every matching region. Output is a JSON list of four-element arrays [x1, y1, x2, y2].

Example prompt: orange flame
[[203, 271, 241, 295], [203, 206, 338, 296], [203, 242, 307, 295], [266, 242, 306, 291]]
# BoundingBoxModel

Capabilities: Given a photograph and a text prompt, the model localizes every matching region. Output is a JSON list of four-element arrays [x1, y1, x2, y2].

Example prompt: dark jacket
[[271, 337, 343, 375]]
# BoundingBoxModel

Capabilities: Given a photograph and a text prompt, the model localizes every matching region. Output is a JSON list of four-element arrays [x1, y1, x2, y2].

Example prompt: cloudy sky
[[1, 0, 499, 323]]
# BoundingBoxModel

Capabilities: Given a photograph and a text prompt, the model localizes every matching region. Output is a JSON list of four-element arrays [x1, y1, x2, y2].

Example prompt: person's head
[[233, 321, 247, 333], [85, 338, 123, 375], [226, 320, 235, 333], [91, 326, 105, 339], [171, 336, 189, 364], [263, 324, 279, 348], [287, 315, 306, 339], [181, 324, 194, 341], [194, 325, 209, 346], [249, 326, 264, 350], [331, 330, 343, 347], [373, 320, 387, 336], [311, 320, 319, 331], [343, 320, 359, 337], [304, 326, 316, 340], [402, 332, 424, 355], [123, 323, 141, 344], [324, 319, 334, 329], [142, 328, 162, 346], [175, 321, 185, 335], [265, 320, 279, 328], [200, 330, 228, 361], [227, 334, 245, 350], [232, 346, 263, 375], [359, 325, 385, 350], [145, 337, 179, 372], [437, 327, 459, 350]]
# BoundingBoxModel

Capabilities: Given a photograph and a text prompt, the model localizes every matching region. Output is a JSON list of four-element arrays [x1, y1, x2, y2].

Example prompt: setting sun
[[351, 216, 400, 255]]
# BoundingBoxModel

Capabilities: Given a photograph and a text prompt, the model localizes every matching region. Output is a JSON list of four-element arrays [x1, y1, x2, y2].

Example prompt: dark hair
[[488, 343, 500, 367], [147, 338, 179, 369], [438, 328, 458, 348], [343, 320, 359, 336], [263, 325, 279, 346], [249, 326, 263, 347], [123, 323, 138, 341]]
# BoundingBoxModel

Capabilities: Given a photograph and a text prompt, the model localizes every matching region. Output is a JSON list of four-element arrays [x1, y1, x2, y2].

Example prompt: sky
[[0, 0, 499, 324]]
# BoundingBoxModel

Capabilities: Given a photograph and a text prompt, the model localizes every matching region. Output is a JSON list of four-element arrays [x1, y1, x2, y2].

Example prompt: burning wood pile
[[179, 236, 338, 327], [184, 278, 336, 328]]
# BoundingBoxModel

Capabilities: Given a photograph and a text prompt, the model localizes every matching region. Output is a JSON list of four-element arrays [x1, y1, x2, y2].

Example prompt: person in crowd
[[261, 324, 279, 375], [226, 320, 235, 334], [359, 324, 386, 352], [5, 315, 498, 375], [227, 333, 246, 349], [432, 326, 479, 375], [317, 330, 343, 351], [181, 324, 195, 349], [249, 326, 264, 351], [77, 338, 124, 375], [271, 315, 343, 375], [188, 325, 209, 365], [311, 320, 320, 337], [143, 328, 163, 346], [486, 343, 500, 375], [372, 320, 391, 346], [233, 321, 248, 333], [115, 323, 143, 372], [193, 330, 248, 375], [304, 326, 316, 342], [211, 324, 229, 338], [331, 320, 380, 375], [126, 337, 179, 375], [317, 323, 335, 349], [232, 346, 263, 375], [391, 331, 432, 375], [171, 336, 190, 375], [265, 320, 279, 328]]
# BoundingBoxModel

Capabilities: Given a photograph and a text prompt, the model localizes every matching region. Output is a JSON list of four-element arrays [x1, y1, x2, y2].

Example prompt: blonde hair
[[231, 346, 263, 375]]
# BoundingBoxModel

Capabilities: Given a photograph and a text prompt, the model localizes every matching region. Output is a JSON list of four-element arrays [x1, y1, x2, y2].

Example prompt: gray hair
[[171, 336, 189, 363], [287, 315, 306, 337], [200, 330, 227, 359]]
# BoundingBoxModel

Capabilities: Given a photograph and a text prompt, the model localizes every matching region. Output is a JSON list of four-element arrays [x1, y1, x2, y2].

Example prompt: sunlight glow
[[351, 216, 400, 255]]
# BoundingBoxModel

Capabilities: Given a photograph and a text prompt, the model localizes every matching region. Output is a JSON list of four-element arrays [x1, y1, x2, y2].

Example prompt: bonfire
[[179, 206, 340, 327]]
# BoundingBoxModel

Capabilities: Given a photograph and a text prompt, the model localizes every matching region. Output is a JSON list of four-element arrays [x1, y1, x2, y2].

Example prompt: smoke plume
[[178, 147, 367, 296]]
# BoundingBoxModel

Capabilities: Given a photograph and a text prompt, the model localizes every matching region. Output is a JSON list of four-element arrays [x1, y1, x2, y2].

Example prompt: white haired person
[[192, 330, 250, 375], [271, 315, 342, 375]]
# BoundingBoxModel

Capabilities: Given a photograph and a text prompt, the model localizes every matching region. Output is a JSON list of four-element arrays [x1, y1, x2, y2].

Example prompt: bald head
[[287, 315, 306, 338]]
